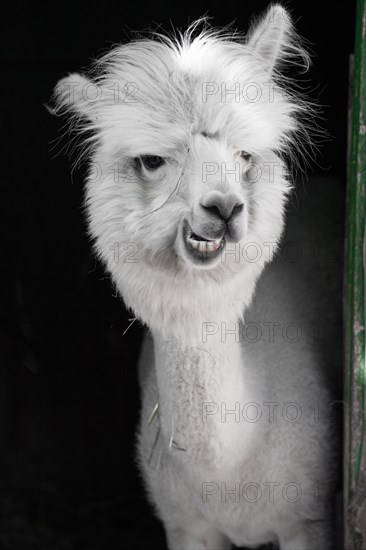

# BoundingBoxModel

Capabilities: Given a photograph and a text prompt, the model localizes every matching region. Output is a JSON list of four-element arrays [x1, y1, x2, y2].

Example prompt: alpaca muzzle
[[199, 191, 245, 243], [180, 192, 246, 266]]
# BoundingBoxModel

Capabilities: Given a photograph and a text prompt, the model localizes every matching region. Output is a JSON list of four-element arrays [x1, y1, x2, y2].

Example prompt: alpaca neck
[[152, 311, 263, 470]]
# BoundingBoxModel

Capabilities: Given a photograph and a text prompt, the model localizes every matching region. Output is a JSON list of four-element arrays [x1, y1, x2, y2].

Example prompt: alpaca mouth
[[182, 219, 225, 263]]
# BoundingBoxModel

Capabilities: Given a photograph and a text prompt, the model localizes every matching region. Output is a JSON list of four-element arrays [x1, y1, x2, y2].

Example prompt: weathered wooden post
[[344, 0, 366, 548]]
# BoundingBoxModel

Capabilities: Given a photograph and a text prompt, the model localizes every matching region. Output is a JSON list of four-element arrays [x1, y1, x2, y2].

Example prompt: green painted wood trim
[[344, 0, 366, 547]]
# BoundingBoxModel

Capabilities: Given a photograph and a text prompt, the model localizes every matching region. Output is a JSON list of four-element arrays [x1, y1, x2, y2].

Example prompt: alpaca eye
[[240, 151, 252, 162], [140, 155, 165, 170]]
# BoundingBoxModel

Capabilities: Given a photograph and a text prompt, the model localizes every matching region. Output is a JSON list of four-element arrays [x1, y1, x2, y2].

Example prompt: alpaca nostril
[[231, 203, 244, 217], [202, 204, 222, 220], [201, 199, 244, 222]]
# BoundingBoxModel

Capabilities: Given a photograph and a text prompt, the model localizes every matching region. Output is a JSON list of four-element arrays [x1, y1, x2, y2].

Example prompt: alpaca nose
[[200, 194, 244, 222]]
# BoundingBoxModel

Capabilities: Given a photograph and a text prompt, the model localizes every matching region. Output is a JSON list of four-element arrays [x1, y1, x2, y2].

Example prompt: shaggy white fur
[[51, 4, 336, 549]]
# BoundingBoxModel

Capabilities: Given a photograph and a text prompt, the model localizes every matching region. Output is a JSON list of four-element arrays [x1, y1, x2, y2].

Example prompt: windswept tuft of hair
[[150, 16, 244, 54]]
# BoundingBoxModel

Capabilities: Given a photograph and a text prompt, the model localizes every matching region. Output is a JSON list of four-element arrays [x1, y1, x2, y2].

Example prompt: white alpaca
[[52, 5, 337, 548]]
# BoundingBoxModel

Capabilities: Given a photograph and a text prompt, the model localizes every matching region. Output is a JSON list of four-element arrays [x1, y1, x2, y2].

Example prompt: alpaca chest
[[167, 452, 289, 548]]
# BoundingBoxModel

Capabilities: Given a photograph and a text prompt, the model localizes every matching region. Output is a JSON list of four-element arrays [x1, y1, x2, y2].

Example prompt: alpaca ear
[[51, 73, 99, 120], [246, 4, 295, 73]]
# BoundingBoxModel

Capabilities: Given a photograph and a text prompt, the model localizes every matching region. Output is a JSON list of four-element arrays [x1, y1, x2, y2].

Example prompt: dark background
[[2, 1, 354, 548]]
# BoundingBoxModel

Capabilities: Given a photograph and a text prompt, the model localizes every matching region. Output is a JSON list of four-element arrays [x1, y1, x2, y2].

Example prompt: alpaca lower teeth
[[188, 236, 222, 253]]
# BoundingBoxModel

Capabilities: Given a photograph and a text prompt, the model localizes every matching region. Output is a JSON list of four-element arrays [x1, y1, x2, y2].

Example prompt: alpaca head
[[51, 5, 311, 339]]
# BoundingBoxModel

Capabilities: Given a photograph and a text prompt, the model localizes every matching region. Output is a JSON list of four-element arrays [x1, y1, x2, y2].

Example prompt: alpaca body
[[51, 5, 340, 548]]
